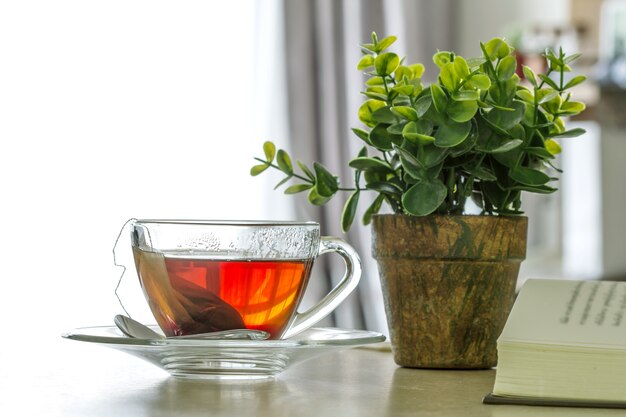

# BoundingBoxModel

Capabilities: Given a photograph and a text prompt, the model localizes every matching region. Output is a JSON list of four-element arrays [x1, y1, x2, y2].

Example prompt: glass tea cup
[[130, 220, 361, 339]]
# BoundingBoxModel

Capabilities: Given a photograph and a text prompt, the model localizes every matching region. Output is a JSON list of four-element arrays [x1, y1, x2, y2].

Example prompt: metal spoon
[[114, 315, 270, 340]]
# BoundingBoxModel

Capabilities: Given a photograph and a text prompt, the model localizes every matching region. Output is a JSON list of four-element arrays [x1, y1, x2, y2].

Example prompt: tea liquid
[[133, 247, 313, 337]]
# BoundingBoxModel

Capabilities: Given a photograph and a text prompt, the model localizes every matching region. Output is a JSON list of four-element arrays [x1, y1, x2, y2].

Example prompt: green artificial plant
[[251, 33, 586, 232]]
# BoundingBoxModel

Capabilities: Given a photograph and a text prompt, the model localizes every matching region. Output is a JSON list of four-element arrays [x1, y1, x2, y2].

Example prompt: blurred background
[[0, 0, 624, 342]]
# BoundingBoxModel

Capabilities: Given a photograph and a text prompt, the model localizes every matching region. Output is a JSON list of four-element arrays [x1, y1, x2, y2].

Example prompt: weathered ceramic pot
[[371, 214, 528, 369]]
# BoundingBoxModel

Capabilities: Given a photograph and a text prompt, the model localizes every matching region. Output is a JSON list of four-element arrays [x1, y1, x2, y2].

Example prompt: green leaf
[[522, 65, 538, 87], [476, 138, 523, 154], [394, 145, 424, 179], [447, 100, 478, 123], [480, 112, 511, 136], [364, 170, 385, 184], [394, 65, 413, 82], [351, 127, 373, 145], [564, 53, 582, 64], [387, 122, 407, 135], [341, 190, 360, 232], [402, 121, 435, 145], [376, 35, 398, 52], [263, 141, 276, 162], [250, 163, 270, 176], [391, 106, 418, 121], [375, 52, 400, 76], [544, 139, 562, 155], [392, 85, 415, 96], [510, 122, 526, 141], [285, 184, 313, 194], [371, 106, 397, 124], [363, 194, 385, 225], [484, 38, 511, 60], [481, 182, 508, 208], [465, 56, 486, 68], [439, 62, 459, 91], [553, 116, 565, 133], [465, 74, 491, 90], [433, 51, 452, 68], [402, 172, 418, 185], [507, 184, 557, 194], [541, 94, 562, 114], [515, 89, 534, 104], [313, 162, 339, 197], [544, 49, 562, 70], [493, 146, 522, 168], [538, 74, 559, 90], [414, 95, 432, 117], [410, 63, 425, 78], [452, 90, 479, 101], [369, 123, 394, 150], [485, 100, 516, 112], [463, 164, 497, 181], [454, 56, 470, 79], [450, 122, 477, 157], [274, 175, 292, 190], [564, 75, 586, 90], [524, 146, 555, 159], [559, 101, 585, 115], [497, 55, 517, 81], [362, 91, 388, 101], [276, 149, 293, 174], [402, 180, 447, 216], [348, 157, 393, 172], [536, 88, 559, 104], [297, 160, 315, 181], [357, 55, 375, 70], [483, 100, 525, 130], [550, 127, 585, 138], [431, 84, 448, 113], [366, 181, 403, 194], [489, 77, 518, 105], [366, 76, 385, 86], [308, 187, 332, 206], [510, 166, 551, 186], [434, 120, 471, 147], [419, 145, 448, 167], [415, 119, 434, 135], [401, 121, 419, 142], [360, 43, 376, 53], [510, 122, 527, 141], [358, 99, 386, 127], [366, 85, 387, 94]]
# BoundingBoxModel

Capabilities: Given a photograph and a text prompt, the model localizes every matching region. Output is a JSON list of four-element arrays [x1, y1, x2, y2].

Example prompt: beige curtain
[[279, 0, 458, 333]]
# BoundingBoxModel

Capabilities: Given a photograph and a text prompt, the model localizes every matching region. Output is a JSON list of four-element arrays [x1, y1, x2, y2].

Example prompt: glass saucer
[[62, 326, 386, 380]]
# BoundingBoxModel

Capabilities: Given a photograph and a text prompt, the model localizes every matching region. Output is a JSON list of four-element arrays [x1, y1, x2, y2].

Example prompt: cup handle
[[281, 236, 362, 339]]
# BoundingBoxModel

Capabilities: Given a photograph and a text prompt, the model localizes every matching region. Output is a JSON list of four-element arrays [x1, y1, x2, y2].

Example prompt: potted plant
[[251, 33, 586, 369]]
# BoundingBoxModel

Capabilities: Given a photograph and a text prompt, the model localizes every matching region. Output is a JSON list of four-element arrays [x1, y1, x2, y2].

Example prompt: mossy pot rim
[[371, 213, 528, 261], [371, 213, 529, 221]]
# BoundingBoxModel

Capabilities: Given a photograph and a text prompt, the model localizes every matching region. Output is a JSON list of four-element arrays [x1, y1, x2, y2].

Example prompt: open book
[[484, 279, 626, 409]]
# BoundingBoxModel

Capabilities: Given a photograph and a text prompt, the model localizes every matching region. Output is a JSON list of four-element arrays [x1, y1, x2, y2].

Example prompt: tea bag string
[[113, 218, 138, 318]]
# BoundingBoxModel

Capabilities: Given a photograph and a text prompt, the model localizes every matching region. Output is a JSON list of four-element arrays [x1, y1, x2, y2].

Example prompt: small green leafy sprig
[[252, 33, 586, 232]]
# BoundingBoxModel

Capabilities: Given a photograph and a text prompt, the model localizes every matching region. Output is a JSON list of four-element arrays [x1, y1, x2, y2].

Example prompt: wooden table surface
[[0, 336, 623, 417]]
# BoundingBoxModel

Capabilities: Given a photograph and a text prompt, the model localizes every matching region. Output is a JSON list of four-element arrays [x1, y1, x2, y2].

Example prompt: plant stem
[[254, 158, 313, 183], [447, 166, 456, 211], [382, 76, 390, 98], [256, 158, 357, 191]]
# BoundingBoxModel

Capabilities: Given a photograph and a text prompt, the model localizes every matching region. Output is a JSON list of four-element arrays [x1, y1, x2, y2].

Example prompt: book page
[[499, 279, 626, 348]]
